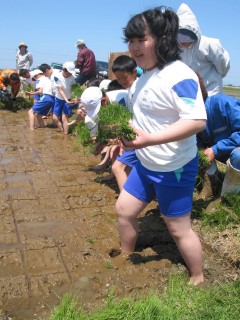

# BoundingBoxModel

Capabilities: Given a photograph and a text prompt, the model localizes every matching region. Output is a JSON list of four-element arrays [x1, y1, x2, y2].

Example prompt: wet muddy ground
[[0, 110, 239, 320]]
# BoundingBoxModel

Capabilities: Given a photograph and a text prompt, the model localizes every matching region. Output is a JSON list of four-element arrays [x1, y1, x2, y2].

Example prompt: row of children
[[15, 56, 140, 191], [19, 51, 240, 200], [19, 63, 76, 133]]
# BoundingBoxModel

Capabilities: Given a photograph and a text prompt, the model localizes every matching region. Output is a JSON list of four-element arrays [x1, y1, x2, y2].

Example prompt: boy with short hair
[[19, 69, 36, 88], [110, 55, 139, 190], [26, 71, 54, 130]]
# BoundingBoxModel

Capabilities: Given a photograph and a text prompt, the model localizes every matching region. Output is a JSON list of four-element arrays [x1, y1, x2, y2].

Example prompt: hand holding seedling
[[203, 147, 215, 162], [120, 127, 153, 150]]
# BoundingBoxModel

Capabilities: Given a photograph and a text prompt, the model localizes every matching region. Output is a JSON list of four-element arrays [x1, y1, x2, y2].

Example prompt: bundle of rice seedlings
[[96, 103, 135, 144]]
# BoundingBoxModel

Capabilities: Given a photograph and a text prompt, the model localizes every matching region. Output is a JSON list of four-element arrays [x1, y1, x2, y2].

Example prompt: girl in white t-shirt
[[115, 7, 207, 286]]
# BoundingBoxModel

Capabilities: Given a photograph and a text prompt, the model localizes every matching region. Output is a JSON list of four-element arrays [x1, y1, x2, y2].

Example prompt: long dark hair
[[123, 7, 181, 69]]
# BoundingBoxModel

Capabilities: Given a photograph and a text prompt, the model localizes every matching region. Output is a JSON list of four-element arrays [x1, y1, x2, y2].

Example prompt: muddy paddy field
[[0, 109, 239, 320]]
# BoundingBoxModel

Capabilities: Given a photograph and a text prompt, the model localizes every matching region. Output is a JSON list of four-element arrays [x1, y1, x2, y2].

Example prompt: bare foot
[[101, 173, 115, 181], [188, 274, 204, 286], [91, 162, 110, 171], [34, 125, 45, 129], [91, 146, 113, 171]]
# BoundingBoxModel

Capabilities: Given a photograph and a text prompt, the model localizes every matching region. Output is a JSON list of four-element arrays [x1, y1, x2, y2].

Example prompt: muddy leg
[[53, 114, 63, 132], [28, 108, 35, 130], [36, 114, 46, 128], [116, 189, 147, 252], [163, 214, 204, 285], [62, 114, 69, 135]]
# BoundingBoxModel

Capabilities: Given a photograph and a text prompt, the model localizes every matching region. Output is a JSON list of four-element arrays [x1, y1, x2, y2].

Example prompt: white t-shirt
[[36, 76, 53, 96], [54, 73, 76, 100], [132, 61, 207, 172], [127, 78, 138, 112], [106, 89, 128, 107], [50, 69, 62, 96]]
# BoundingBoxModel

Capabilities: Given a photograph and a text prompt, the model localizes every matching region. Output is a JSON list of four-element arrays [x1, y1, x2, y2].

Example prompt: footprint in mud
[[109, 248, 122, 258]]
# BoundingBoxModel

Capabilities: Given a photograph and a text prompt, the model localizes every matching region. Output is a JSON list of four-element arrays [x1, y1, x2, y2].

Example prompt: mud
[[0, 110, 239, 320]]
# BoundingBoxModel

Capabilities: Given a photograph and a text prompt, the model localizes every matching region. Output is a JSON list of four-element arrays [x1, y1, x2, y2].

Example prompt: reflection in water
[[0, 157, 15, 165], [3, 173, 32, 183], [31, 148, 41, 162], [19, 220, 76, 238], [0, 188, 21, 195]]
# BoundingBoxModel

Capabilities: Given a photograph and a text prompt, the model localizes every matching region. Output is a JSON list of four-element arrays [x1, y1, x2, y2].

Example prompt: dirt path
[[0, 110, 239, 320]]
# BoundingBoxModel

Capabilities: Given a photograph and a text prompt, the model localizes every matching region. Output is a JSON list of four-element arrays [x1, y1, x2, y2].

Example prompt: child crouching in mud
[[114, 6, 207, 285]]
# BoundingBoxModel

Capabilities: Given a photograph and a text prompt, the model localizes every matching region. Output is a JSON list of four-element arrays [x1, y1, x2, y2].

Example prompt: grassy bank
[[45, 275, 240, 320]]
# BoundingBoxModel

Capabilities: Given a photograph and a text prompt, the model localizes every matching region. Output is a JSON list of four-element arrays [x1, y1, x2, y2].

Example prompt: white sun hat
[[75, 39, 85, 47], [99, 79, 111, 91], [80, 87, 102, 119], [19, 42, 28, 48], [31, 69, 43, 77], [63, 62, 76, 77]]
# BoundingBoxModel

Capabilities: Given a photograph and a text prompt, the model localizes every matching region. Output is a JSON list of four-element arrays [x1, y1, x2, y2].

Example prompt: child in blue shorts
[[26, 71, 54, 130], [52, 62, 77, 134], [116, 7, 207, 285]]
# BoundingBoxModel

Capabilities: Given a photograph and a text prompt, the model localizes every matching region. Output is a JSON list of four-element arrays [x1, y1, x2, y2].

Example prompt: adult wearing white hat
[[177, 3, 230, 96], [16, 42, 33, 71], [75, 39, 97, 85]]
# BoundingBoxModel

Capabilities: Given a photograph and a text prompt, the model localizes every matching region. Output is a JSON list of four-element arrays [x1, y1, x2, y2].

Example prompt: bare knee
[[52, 114, 59, 122], [112, 161, 123, 175], [115, 198, 126, 218]]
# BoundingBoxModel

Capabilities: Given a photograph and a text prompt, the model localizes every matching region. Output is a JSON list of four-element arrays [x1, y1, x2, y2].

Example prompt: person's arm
[[25, 87, 43, 96], [0, 74, 6, 90], [75, 51, 84, 69], [207, 38, 230, 77], [11, 82, 21, 97], [121, 119, 206, 149], [204, 97, 240, 161], [58, 87, 71, 104], [16, 52, 19, 70], [28, 52, 33, 67]]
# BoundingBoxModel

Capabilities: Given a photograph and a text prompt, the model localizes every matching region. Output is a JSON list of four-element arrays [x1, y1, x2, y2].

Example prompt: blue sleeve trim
[[172, 79, 198, 100]]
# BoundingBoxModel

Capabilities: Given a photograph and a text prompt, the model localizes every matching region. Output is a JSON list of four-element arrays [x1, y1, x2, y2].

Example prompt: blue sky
[[1, 0, 239, 85]]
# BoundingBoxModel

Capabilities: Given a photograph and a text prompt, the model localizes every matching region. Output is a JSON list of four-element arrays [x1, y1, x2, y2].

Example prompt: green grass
[[45, 274, 240, 320], [195, 150, 211, 191], [71, 84, 84, 99], [195, 150, 240, 231], [201, 193, 240, 230], [71, 120, 93, 146], [0, 95, 33, 111], [96, 103, 135, 144]]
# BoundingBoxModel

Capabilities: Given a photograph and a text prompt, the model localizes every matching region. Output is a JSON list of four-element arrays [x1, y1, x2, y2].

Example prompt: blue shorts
[[34, 94, 40, 101], [116, 150, 139, 168], [32, 94, 54, 116], [123, 155, 198, 217], [53, 97, 77, 116]]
